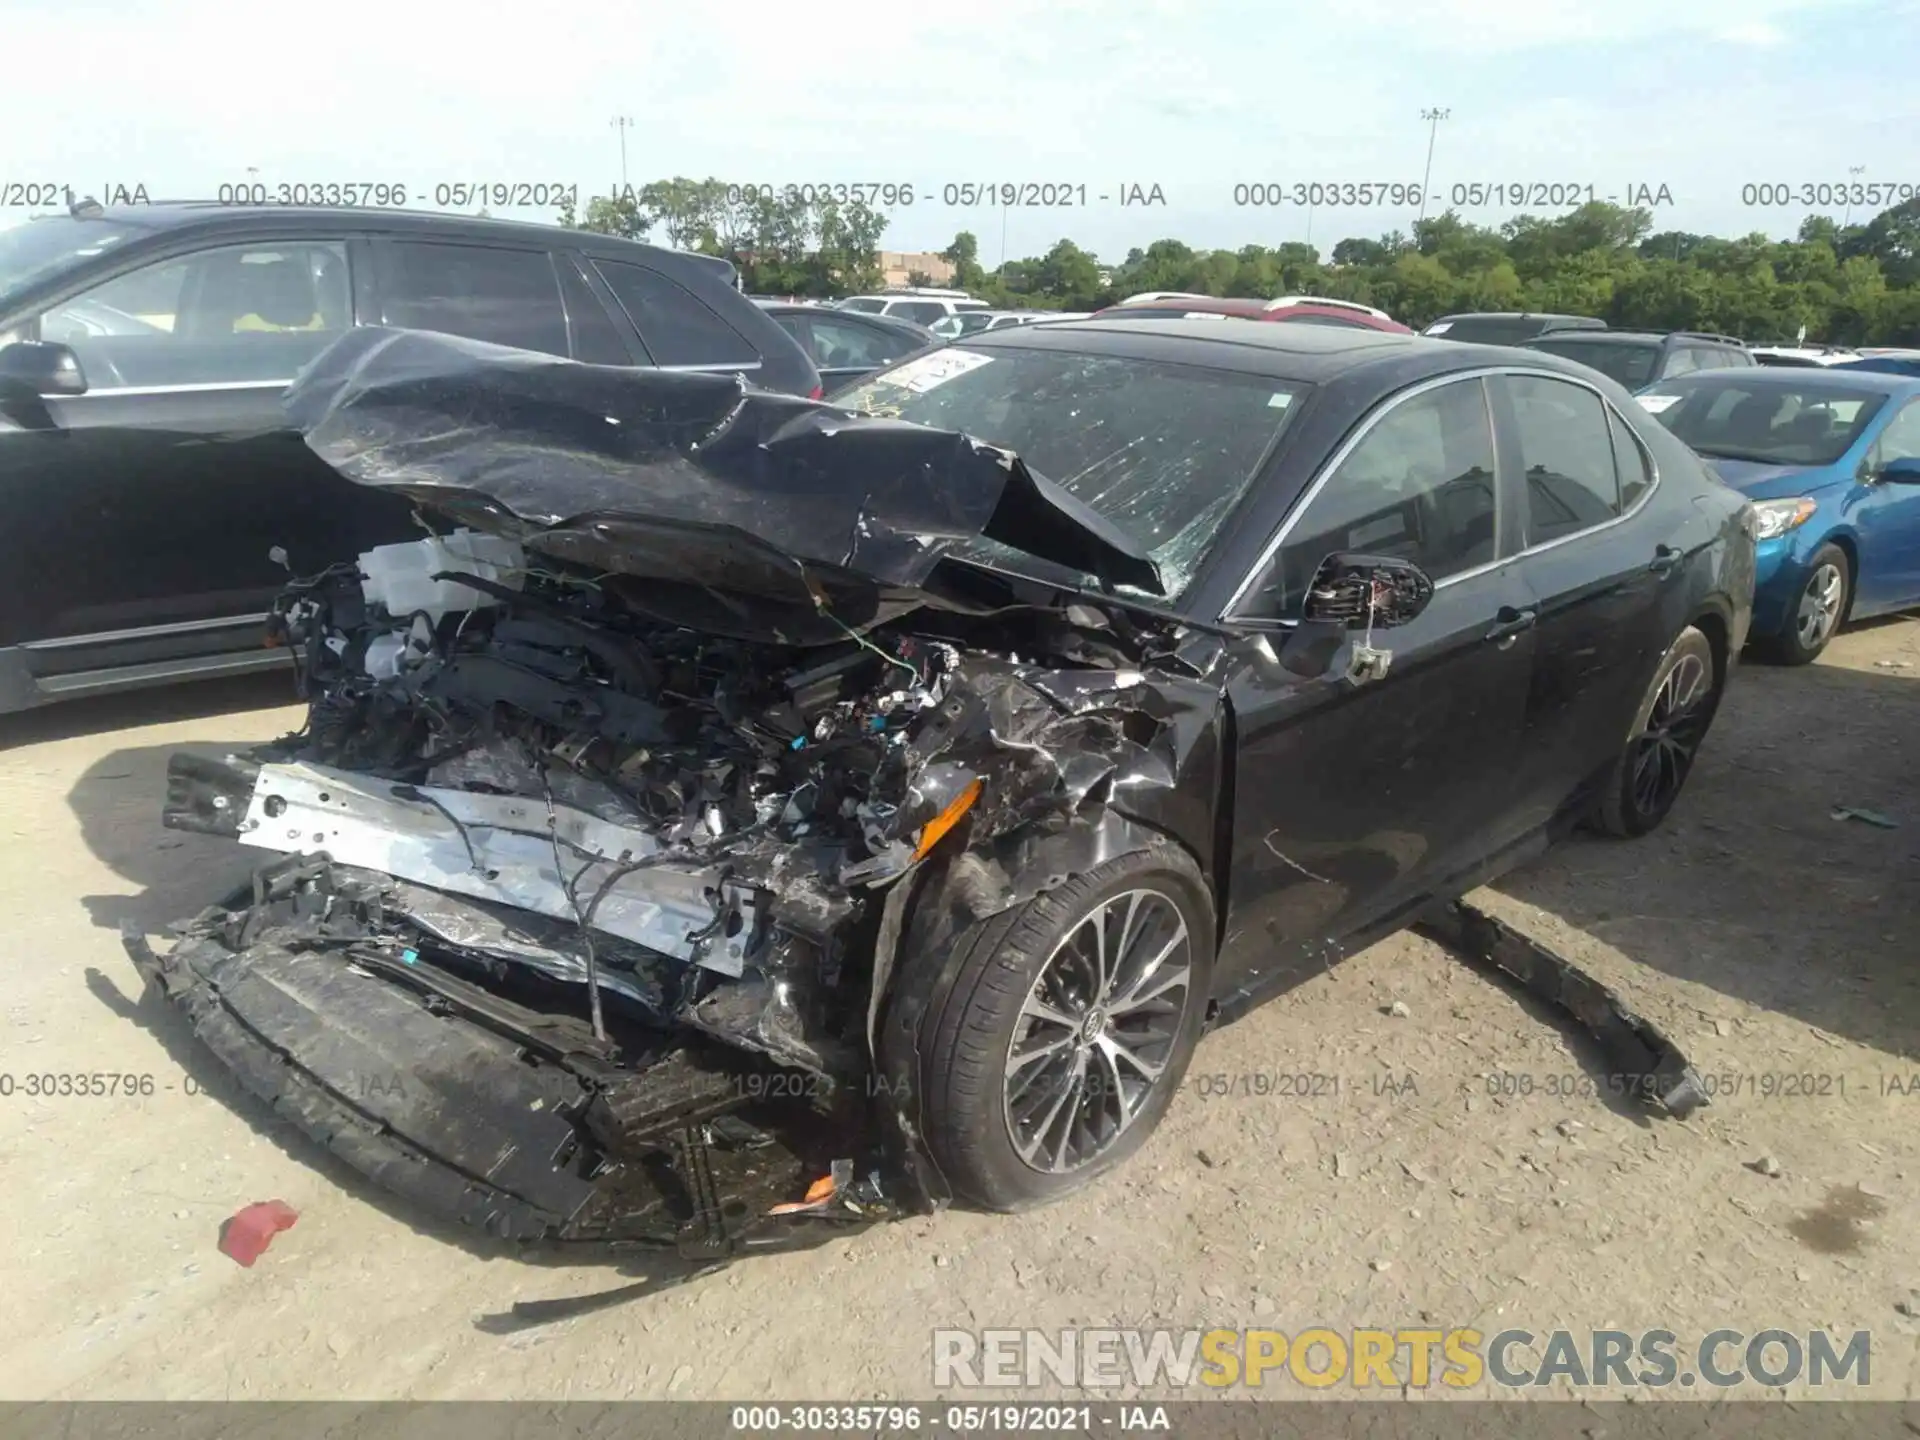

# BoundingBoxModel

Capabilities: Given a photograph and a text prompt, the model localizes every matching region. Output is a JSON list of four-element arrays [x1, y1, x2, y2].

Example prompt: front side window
[[1507, 374, 1624, 544], [1236, 377, 1498, 619], [34, 240, 350, 388], [380, 242, 568, 356], [834, 347, 1303, 599], [1869, 398, 1920, 469], [593, 259, 757, 367]]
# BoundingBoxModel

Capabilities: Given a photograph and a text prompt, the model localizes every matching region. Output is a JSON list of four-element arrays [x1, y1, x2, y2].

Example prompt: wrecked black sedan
[[130, 318, 1753, 1259]]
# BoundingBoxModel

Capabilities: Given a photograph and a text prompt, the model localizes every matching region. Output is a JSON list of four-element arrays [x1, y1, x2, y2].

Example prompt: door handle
[[1648, 544, 1683, 576], [1484, 606, 1537, 645]]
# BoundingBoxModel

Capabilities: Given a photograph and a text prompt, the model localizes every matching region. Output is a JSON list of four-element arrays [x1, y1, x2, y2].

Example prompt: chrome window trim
[[21, 612, 270, 651], [1219, 365, 1663, 622], [57, 379, 296, 398]]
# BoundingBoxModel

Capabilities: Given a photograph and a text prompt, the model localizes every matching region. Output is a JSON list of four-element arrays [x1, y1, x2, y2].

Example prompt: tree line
[[559, 179, 1920, 345]]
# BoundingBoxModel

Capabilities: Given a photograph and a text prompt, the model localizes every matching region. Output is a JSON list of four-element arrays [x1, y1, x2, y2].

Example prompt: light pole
[[1417, 107, 1450, 225], [610, 115, 634, 192], [1843, 164, 1866, 228]]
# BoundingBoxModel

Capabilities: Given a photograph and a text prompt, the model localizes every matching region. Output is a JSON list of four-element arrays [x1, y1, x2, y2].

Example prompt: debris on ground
[[1831, 806, 1899, 829], [1749, 1155, 1784, 1178], [1385, 1000, 1411, 1017], [1414, 900, 1710, 1119], [217, 1201, 299, 1267]]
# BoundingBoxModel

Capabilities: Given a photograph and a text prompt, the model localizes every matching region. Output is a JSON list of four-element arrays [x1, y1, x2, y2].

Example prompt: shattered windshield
[[833, 346, 1303, 598]]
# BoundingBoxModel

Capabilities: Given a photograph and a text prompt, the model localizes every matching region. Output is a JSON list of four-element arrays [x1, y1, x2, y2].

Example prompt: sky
[[4, 0, 1917, 264]]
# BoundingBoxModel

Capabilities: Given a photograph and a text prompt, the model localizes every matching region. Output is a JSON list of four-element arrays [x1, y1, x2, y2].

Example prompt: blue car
[[1633, 368, 1920, 663]]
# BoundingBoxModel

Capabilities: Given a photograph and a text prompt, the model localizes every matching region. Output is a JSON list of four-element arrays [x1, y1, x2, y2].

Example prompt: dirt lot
[[2, 618, 1916, 1403]]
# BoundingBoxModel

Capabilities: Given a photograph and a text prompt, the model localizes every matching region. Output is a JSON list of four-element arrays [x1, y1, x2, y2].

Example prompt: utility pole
[[610, 115, 634, 192], [1417, 107, 1450, 225], [1843, 164, 1866, 228]]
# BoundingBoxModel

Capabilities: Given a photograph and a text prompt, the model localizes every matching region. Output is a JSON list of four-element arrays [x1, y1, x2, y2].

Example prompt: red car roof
[[1089, 298, 1411, 333]]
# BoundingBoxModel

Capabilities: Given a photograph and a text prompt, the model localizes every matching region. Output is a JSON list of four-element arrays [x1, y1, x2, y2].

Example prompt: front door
[[1852, 397, 1920, 611], [0, 238, 413, 675], [1214, 373, 1537, 1004]]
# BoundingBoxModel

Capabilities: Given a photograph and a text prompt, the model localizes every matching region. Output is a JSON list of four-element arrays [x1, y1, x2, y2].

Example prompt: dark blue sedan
[[1634, 368, 1920, 662]]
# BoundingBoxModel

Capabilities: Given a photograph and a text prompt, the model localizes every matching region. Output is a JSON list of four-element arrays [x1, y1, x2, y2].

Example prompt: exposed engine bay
[[136, 516, 1211, 1259]]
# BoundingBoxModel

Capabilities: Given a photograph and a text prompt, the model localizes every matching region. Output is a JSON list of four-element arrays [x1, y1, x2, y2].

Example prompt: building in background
[[877, 251, 956, 288]]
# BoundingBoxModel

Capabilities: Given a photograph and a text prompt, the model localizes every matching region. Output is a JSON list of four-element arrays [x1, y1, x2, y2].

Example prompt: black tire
[[899, 843, 1214, 1212], [1759, 542, 1850, 666], [1593, 624, 1722, 838]]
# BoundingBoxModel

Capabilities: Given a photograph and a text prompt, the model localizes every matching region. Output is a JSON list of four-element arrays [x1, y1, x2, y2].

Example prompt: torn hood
[[283, 327, 1163, 611]]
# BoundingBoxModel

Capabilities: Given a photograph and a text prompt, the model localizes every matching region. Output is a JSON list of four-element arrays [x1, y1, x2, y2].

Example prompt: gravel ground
[[1, 618, 1915, 1402]]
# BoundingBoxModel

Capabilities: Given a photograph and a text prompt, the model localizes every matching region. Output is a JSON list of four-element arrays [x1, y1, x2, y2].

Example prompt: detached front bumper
[[124, 850, 911, 1254]]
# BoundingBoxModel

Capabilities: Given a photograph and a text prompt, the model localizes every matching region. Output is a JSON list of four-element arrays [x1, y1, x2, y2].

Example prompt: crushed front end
[[124, 328, 1218, 1255]]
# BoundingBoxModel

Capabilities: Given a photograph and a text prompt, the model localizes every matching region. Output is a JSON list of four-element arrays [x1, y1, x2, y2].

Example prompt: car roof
[[1434, 311, 1599, 322], [952, 316, 1584, 386], [1527, 330, 1675, 346], [1650, 366, 1920, 397], [54, 203, 735, 274]]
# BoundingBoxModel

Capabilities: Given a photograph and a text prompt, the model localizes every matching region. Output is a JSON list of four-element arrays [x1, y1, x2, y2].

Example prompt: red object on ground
[[218, 1200, 299, 1267]]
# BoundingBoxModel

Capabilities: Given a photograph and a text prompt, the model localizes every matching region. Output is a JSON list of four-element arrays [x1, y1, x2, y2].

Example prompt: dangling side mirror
[[1301, 552, 1436, 630]]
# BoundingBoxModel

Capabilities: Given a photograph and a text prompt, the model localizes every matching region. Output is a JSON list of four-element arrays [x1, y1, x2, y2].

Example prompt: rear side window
[[380, 242, 569, 356], [592, 259, 758, 367], [806, 315, 922, 368], [839, 297, 885, 314], [1279, 313, 1372, 328], [1507, 374, 1623, 544], [1608, 408, 1655, 509], [887, 300, 949, 326], [557, 258, 632, 365]]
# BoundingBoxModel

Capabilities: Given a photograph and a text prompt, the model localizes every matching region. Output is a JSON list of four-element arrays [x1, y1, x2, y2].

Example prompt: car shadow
[[69, 734, 287, 936], [1493, 649, 1920, 1063]]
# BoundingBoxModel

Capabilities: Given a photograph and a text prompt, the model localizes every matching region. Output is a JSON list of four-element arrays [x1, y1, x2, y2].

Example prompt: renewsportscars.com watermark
[[932, 1327, 1873, 1391]]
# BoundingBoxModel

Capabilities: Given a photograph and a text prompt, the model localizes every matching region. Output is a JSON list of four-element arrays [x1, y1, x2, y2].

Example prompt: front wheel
[[1762, 543, 1850, 666], [893, 844, 1214, 1211], [1593, 624, 1723, 838]]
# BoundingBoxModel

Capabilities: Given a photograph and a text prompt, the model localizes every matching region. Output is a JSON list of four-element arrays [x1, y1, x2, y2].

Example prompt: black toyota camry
[[130, 318, 1754, 1256]]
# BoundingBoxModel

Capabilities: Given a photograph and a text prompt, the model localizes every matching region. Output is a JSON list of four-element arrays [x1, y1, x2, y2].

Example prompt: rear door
[[1214, 373, 1538, 1001], [0, 234, 409, 679], [1494, 370, 1685, 828]]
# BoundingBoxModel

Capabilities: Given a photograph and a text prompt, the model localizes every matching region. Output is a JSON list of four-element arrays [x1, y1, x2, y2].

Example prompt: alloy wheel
[[1795, 562, 1844, 651], [1629, 650, 1714, 816], [1002, 887, 1193, 1174]]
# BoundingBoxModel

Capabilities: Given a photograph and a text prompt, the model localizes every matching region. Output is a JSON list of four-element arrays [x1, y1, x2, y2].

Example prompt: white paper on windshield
[[1637, 394, 1681, 414], [880, 349, 996, 393], [1267, 392, 1293, 409], [1424, 322, 1453, 335], [1184, 311, 1231, 320]]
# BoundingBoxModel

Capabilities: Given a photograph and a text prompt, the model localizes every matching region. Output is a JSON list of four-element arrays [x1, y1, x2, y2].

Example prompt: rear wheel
[[1594, 624, 1722, 838], [1762, 543, 1850, 666], [897, 845, 1213, 1211]]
